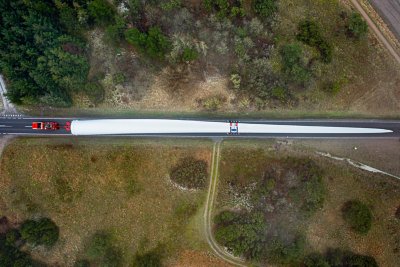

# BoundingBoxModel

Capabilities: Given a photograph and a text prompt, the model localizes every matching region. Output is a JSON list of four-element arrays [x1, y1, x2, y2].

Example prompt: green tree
[[254, 0, 278, 19], [347, 12, 368, 39], [214, 211, 267, 260], [88, 0, 116, 26], [125, 27, 170, 59], [342, 200, 372, 234], [86, 231, 122, 267], [280, 43, 310, 84], [20, 218, 59, 247], [297, 20, 333, 63]]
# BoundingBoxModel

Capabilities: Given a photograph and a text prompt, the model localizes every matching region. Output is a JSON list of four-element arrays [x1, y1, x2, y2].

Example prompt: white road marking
[[0, 125, 11, 127], [317, 151, 400, 180]]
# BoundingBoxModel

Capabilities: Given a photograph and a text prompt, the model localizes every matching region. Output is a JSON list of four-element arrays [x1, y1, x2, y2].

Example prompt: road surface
[[0, 117, 399, 138], [369, 0, 400, 41]]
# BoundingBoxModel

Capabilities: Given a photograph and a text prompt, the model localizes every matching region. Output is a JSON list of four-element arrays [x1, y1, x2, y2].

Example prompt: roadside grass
[[0, 137, 213, 266], [216, 140, 400, 266]]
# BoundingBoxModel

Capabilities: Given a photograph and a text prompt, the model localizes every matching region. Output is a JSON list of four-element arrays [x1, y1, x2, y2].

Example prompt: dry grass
[[0, 138, 214, 266], [216, 140, 400, 266]]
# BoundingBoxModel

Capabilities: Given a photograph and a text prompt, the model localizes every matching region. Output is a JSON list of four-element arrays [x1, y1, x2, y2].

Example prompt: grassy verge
[[19, 106, 400, 120], [0, 137, 216, 266]]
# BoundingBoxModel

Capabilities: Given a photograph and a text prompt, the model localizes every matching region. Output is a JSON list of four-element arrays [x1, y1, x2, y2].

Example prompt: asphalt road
[[370, 0, 400, 40], [1, 117, 400, 138]]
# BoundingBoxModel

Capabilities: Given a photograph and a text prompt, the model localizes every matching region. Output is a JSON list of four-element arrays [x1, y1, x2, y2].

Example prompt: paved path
[[369, 0, 400, 41]]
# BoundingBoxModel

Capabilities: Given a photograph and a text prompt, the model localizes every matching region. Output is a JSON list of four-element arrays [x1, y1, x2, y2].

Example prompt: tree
[[280, 43, 310, 84], [20, 218, 59, 247], [347, 12, 368, 39], [342, 200, 372, 234], [254, 0, 278, 19], [132, 250, 162, 267], [88, 0, 116, 26], [214, 211, 267, 260], [85, 231, 122, 267], [125, 27, 170, 59], [297, 20, 333, 63]]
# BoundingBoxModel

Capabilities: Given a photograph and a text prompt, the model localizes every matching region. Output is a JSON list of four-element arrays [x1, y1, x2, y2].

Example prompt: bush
[[204, 0, 245, 19], [280, 43, 310, 84], [84, 82, 105, 105], [88, 0, 116, 26], [254, 0, 278, 19], [297, 20, 333, 63], [303, 253, 330, 267], [214, 211, 267, 260], [20, 218, 59, 247], [347, 12, 368, 39], [325, 248, 378, 267], [342, 200, 372, 234], [85, 231, 122, 267], [125, 27, 170, 59], [132, 250, 163, 267], [170, 157, 208, 189], [265, 235, 305, 264]]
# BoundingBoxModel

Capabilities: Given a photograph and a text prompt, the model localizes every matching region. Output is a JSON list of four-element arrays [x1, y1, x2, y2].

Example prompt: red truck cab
[[32, 121, 60, 130]]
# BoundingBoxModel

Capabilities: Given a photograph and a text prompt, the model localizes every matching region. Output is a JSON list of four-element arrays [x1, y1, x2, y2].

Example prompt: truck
[[31, 121, 60, 130]]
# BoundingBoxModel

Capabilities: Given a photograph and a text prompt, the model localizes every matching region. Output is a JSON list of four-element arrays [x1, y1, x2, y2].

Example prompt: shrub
[[170, 157, 208, 189], [125, 27, 170, 59], [204, 0, 245, 19], [85, 231, 122, 267], [326, 248, 378, 267], [20, 218, 59, 247], [214, 211, 267, 259], [254, 0, 278, 19], [297, 20, 333, 63], [181, 47, 199, 62], [342, 200, 372, 234], [203, 96, 224, 111], [113, 73, 126, 85], [132, 249, 162, 267], [280, 43, 310, 84], [84, 82, 105, 105], [347, 12, 368, 39], [104, 16, 127, 45], [265, 235, 305, 264], [88, 0, 116, 26], [303, 253, 330, 267]]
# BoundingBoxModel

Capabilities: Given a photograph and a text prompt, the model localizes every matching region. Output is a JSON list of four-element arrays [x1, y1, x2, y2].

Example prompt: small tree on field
[[342, 200, 372, 234], [20, 218, 59, 247], [347, 12, 368, 39]]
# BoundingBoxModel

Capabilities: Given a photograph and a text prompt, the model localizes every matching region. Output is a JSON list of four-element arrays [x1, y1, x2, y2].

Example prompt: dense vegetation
[[303, 249, 378, 267], [215, 157, 326, 264], [0, 1, 91, 106], [20, 218, 59, 247], [170, 156, 208, 189], [0, 216, 58, 266], [0, 0, 369, 110], [342, 200, 372, 234]]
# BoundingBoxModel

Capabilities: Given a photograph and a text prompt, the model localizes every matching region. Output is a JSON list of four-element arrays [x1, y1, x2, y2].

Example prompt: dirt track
[[369, 0, 400, 40]]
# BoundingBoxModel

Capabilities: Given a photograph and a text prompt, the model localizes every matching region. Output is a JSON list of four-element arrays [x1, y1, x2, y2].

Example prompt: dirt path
[[203, 141, 247, 267], [350, 0, 400, 64]]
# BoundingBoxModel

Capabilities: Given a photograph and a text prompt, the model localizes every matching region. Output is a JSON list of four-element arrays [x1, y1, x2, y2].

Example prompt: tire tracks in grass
[[203, 141, 247, 267]]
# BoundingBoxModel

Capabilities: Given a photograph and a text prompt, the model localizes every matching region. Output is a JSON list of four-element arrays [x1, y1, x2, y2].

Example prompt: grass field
[[0, 137, 221, 266], [215, 140, 400, 266]]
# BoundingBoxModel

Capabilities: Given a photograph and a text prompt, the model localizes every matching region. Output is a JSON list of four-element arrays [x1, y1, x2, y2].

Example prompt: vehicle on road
[[228, 121, 239, 135], [31, 121, 60, 130]]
